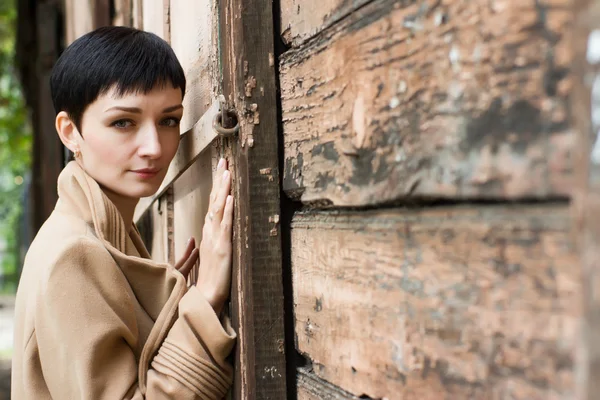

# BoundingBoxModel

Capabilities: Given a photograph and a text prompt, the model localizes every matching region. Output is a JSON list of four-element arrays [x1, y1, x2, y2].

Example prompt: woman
[[11, 26, 236, 399]]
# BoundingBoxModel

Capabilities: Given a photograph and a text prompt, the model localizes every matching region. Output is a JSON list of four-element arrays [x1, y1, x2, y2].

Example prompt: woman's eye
[[161, 117, 181, 128], [111, 119, 134, 129]]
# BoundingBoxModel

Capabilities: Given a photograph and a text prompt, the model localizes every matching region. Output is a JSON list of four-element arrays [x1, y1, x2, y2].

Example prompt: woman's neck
[[100, 186, 139, 232]]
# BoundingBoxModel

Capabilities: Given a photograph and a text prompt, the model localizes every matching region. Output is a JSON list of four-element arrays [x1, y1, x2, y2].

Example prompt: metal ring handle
[[213, 110, 239, 137]]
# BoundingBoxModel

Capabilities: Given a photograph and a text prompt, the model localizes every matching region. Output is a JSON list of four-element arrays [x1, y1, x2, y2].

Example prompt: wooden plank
[[136, 194, 171, 264], [218, 0, 288, 398], [133, 101, 219, 222], [281, 0, 574, 207], [292, 206, 578, 399], [173, 147, 214, 265], [297, 368, 359, 400], [571, 1, 600, 398], [280, 0, 370, 47], [170, 0, 217, 132]]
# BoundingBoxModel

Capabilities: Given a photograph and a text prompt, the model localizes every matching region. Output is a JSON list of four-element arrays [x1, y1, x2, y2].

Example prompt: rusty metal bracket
[[213, 94, 239, 137]]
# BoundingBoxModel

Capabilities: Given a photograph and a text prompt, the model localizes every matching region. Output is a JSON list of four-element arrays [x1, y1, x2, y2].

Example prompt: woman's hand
[[196, 158, 234, 314], [174, 237, 199, 282]]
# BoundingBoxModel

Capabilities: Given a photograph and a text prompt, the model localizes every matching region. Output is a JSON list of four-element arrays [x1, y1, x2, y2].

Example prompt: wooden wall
[[279, 0, 579, 399]]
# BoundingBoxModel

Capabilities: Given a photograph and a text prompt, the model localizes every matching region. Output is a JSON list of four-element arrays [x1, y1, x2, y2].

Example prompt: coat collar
[[56, 161, 130, 253], [54, 161, 187, 393]]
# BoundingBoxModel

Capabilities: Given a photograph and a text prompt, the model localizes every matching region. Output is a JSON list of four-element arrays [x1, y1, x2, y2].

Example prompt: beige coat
[[11, 161, 236, 399]]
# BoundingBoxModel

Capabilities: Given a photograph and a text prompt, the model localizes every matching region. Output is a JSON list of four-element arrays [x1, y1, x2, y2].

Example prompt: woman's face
[[75, 85, 183, 199]]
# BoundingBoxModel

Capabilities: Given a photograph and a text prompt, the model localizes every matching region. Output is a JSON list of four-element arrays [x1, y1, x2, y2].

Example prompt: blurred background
[[0, 0, 31, 397]]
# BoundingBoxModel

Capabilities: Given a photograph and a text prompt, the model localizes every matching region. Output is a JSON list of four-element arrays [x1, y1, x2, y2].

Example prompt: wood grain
[[280, 0, 574, 206], [173, 147, 214, 268], [292, 206, 578, 399], [218, 0, 288, 397], [571, 0, 600, 398], [297, 368, 359, 400], [280, 0, 370, 47], [136, 194, 171, 264], [170, 0, 218, 132]]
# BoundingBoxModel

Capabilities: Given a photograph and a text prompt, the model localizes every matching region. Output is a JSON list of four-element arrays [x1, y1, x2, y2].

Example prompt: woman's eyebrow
[[104, 104, 183, 113], [104, 106, 142, 113]]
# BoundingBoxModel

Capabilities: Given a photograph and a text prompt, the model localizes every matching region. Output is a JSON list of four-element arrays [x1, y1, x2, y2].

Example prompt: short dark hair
[[50, 26, 186, 131]]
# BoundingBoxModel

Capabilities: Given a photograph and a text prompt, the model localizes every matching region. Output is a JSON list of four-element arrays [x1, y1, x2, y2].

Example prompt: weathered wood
[[281, 0, 574, 207], [218, 0, 288, 397], [173, 148, 214, 264], [280, 0, 370, 47], [571, 1, 600, 398], [170, 0, 218, 132], [136, 193, 171, 264], [292, 206, 578, 399], [297, 368, 359, 400], [133, 101, 219, 222]]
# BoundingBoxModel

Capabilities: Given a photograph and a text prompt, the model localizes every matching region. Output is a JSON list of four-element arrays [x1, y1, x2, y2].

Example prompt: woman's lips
[[131, 168, 160, 179]]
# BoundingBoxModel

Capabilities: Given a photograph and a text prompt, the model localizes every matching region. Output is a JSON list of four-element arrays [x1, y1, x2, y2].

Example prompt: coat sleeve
[[33, 238, 236, 400]]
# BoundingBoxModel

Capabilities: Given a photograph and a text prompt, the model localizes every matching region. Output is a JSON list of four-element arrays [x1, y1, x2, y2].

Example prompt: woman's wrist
[[197, 284, 225, 315]]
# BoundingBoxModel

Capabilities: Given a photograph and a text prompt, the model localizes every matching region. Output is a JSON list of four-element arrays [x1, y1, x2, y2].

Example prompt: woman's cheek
[[164, 134, 180, 162]]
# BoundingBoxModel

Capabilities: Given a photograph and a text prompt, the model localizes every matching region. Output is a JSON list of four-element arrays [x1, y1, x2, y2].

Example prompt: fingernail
[[218, 158, 225, 169], [187, 237, 193, 245], [223, 170, 230, 181], [227, 195, 233, 204]]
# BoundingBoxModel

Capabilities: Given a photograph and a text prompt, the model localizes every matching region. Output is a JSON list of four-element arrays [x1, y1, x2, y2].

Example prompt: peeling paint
[[352, 95, 366, 148], [245, 75, 257, 97]]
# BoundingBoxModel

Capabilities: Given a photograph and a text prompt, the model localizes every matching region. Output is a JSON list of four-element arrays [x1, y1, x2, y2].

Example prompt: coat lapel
[[56, 161, 187, 393]]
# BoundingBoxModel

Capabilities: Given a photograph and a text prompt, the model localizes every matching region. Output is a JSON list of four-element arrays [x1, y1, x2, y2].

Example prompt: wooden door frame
[[218, 0, 288, 398]]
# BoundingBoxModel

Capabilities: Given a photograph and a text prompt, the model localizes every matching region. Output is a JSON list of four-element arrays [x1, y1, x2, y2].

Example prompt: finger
[[178, 248, 199, 280], [210, 158, 227, 206], [174, 237, 195, 270], [220, 195, 234, 242], [213, 170, 231, 223]]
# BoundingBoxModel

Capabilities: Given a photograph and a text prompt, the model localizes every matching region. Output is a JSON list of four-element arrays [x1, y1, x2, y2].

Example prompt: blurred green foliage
[[0, 0, 32, 293]]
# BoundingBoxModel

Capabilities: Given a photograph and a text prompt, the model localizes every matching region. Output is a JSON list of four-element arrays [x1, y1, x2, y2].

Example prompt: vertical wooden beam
[[573, 0, 600, 398], [218, 0, 287, 397], [33, 2, 63, 232]]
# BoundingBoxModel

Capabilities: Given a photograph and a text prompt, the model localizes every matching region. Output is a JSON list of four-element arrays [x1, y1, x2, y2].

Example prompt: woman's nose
[[137, 126, 162, 158]]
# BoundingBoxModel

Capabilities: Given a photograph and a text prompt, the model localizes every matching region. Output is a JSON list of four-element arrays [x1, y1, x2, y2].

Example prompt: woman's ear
[[55, 111, 81, 153]]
